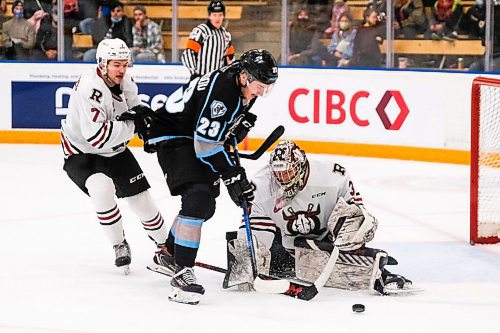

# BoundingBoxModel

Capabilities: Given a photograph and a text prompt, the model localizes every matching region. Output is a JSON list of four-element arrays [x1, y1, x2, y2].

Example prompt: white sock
[[126, 191, 168, 245], [86, 173, 124, 246]]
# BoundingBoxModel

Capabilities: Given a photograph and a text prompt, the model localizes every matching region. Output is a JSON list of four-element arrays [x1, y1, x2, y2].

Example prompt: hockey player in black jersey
[[143, 49, 278, 305]]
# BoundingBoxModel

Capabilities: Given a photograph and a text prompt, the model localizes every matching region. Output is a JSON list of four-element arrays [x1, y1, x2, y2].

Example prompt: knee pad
[[126, 191, 157, 218], [179, 184, 216, 220], [85, 173, 116, 209]]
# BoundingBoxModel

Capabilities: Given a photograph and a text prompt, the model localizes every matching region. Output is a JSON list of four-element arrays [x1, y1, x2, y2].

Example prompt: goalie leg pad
[[222, 233, 271, 290], [295, 240, 388, 291]]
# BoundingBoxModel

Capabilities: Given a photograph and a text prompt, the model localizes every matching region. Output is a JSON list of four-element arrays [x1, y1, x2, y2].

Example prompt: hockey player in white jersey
[[223, 140, 417, 295], [61, 38, 169, 274]]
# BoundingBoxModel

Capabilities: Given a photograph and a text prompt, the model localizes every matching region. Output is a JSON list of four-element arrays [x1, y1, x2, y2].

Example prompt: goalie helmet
[[269, 140, 308, 199], [96, 38, 131, 75], [239, 49, 278, 85]]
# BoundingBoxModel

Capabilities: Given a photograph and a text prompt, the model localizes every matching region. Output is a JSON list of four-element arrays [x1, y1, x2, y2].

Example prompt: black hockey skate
[[169, 267, 205, 305], [113, 239, 131, 275], [147, 245, 177, 277]]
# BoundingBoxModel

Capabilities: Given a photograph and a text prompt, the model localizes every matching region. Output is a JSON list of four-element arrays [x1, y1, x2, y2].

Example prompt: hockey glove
[[327, 197, 378, 251], [226, 113, 257, 144], [221, 166, 256, 207], [117, 105, 155, 141]]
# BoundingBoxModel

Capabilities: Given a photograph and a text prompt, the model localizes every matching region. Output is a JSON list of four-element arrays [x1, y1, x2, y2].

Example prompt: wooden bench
[[321, 38, 484, 56], [380, 39, 484, 55], [72, 34, 93, 48], [123, 5, 243, 19]]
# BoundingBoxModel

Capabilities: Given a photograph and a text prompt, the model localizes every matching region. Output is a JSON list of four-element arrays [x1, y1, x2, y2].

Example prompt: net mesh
[[477, 85, 500, 239]]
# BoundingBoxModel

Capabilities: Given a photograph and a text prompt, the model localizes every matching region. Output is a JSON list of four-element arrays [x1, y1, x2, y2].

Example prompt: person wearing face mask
[[83, 1, 132, 62], [2, 0, 36, 60], [324, 0, 350, 39], [288, 7, 330, 66], [326, 13, 357, 67]]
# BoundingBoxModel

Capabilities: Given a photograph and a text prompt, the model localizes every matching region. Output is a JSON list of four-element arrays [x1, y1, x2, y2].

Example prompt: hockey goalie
[[223, 140, 419, 295]]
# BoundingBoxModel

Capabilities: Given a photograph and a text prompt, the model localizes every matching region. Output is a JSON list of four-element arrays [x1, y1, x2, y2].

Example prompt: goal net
[[470, 77, 500, 245]]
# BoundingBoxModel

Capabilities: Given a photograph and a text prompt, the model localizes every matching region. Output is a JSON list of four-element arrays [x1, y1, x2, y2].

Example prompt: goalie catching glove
[[327, 197, 378, 251], [117, 104, 155, 141]]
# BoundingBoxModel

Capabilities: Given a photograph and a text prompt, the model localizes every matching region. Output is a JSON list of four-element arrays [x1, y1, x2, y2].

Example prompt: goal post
[[470, 77, 500, 245]]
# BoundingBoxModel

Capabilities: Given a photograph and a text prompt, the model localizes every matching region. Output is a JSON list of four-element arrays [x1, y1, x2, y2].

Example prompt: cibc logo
[[288, 89, 410, 130]]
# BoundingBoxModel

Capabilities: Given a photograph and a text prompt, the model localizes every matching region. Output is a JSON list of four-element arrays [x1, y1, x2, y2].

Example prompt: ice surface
[[0, 144, 499, 333]]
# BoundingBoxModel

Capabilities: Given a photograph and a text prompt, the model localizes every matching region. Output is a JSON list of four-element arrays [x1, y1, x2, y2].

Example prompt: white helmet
[[96, 38, 131, 74], [269, 140, 309, 200]]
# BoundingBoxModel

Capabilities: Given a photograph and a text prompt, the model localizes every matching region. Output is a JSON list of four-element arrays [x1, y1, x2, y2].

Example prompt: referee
[[181, 0, 235, 79]]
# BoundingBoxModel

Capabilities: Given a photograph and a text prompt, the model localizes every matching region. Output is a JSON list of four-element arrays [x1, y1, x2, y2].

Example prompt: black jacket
[[90, 15, 133, 46]]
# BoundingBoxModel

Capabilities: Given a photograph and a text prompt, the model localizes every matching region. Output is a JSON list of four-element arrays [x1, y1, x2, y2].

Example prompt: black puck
[[352, 304, 365, 313]]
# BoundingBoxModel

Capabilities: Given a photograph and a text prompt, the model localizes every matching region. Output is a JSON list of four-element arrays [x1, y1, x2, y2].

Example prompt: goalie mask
[[96, 38, 132, 75], [269, 140, 309, 199]]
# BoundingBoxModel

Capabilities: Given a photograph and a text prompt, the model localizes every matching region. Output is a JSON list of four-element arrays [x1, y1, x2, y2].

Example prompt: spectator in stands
[[350, 7, 384, 68], [130, 5, 165, 63], [366, 0, 387, 22], [62, 0, 86, 34], [1, 0, 7, 16], [79, 0, 99, 35], [394, 0, 427, 39], [468, 3, 500, 71], [461, 0, 484, 39], [32, 7, 74, 61], [324, 0, 350, 39], [424, 0, 463, 41], [83, 1, 132, 62], [181, 0, 235, 79], [23, 0, 52, 20], [326, 12, 357, 67], [2, 0, 36, 60], [288, 6, 330, 66]]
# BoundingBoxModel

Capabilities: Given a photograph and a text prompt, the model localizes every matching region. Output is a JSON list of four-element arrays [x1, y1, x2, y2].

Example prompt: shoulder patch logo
[[210, 100, 227, 118]]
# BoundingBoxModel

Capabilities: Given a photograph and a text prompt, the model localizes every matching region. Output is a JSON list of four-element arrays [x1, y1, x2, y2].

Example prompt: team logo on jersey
[[210, 100, 227, 118], [282, 203, 326, 236]]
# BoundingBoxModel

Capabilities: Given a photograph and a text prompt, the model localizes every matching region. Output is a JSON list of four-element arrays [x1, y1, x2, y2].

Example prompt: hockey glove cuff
[[117, 105, 155, 141], [222, 166, 256, 207]]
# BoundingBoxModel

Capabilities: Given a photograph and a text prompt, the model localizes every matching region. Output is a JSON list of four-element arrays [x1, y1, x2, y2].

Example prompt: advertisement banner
[[2, 62, 500, 151], [11, 81, 183, 129], [249, 68, 477, 149]]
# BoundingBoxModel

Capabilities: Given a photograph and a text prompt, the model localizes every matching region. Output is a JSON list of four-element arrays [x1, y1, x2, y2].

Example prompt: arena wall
[[0, 63, 498, 164]]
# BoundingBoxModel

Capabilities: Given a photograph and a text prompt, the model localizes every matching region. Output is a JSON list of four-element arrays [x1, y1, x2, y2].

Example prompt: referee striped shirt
[[181, 21, 235, 77]]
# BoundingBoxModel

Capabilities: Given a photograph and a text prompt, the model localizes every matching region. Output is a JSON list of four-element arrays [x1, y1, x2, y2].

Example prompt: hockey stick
[[238, 125, 285, 160]]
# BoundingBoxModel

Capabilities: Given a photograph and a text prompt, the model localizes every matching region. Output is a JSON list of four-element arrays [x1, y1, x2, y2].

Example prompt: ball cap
[[352, 304, 365, 313]]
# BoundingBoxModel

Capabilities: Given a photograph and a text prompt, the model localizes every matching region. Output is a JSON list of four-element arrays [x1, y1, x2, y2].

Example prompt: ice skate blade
[[147, 264, 175, 277], [120, 265, 130, 275], [384, 285, 424, 295], [168, 287, 203, 305]]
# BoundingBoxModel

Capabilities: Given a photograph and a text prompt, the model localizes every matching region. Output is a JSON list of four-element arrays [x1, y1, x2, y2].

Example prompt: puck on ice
[[352, 304, 365, 313]]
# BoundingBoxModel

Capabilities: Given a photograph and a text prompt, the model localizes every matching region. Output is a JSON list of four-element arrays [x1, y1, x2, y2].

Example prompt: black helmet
[[208, 0, 225, 14], [239, 49, 278, 85]]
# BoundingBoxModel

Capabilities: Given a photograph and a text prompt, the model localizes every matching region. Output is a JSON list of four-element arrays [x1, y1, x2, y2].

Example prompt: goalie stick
[[194, 251, 339, 302]]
